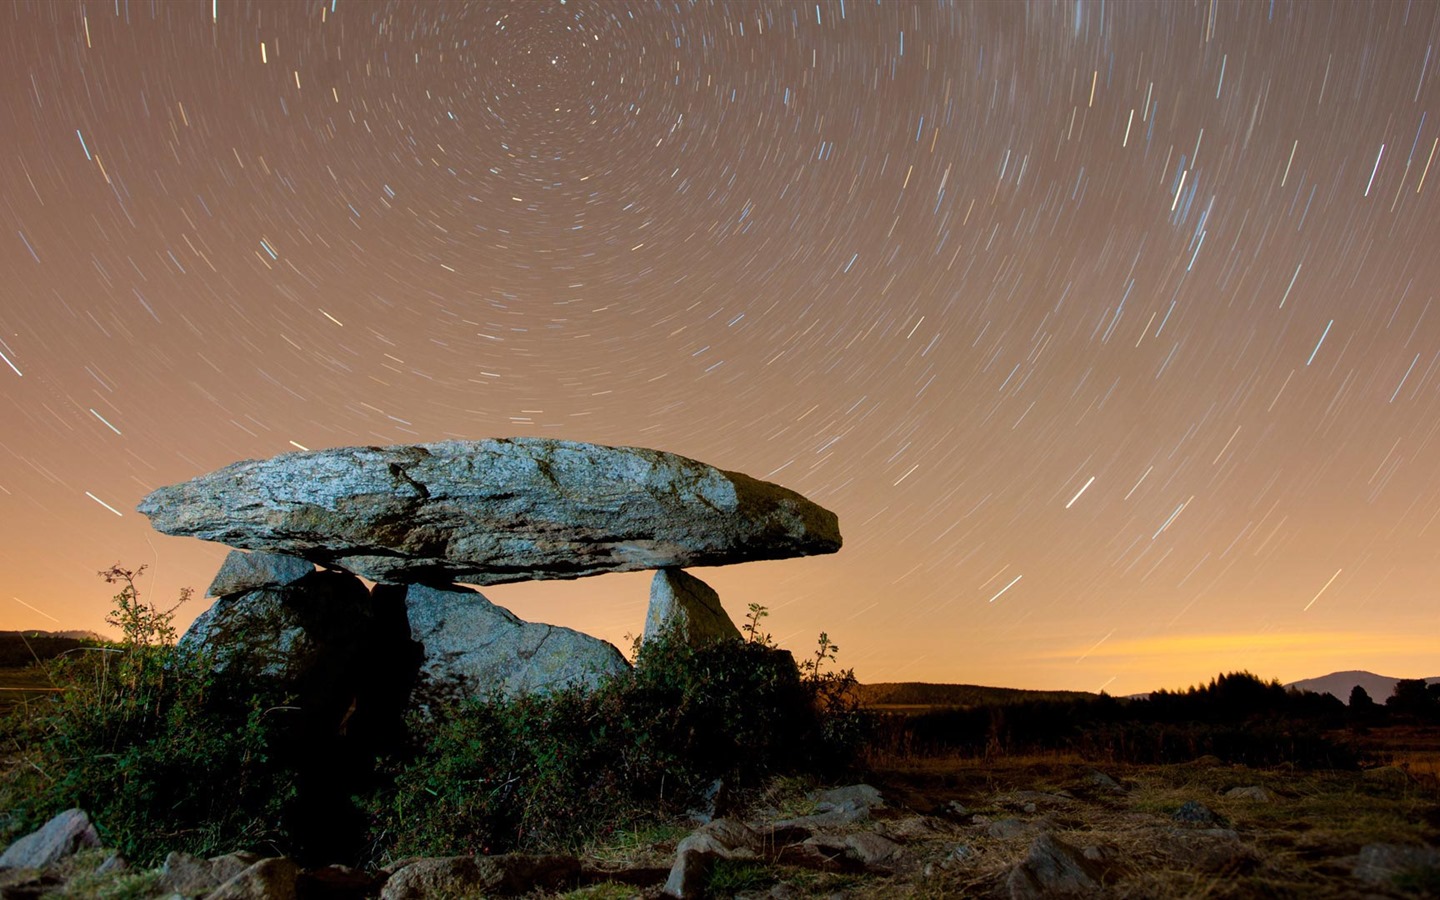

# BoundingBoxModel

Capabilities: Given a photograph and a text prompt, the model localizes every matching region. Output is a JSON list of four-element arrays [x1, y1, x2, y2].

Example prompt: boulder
[[644, 568, 740, 645], [379, 856, 482, 900], [1353, 842, 1440, 886], [178, 569, 421, 850], [1171, 800, 1222, 826], [398, 583, 630, 703], [206, 856, 299, 900], [0, 809, 100, 870], [1005, 833, 1102, 898], [663, 819, 767, 899], [157, 850, 262, 895], [179, 570, 421, 732], [207, 550, 313, 597], [137, 438, 841, 585], [381, 854, 580, 899], [776, 784, 885, 829], [1223, 785, 1274, 802]]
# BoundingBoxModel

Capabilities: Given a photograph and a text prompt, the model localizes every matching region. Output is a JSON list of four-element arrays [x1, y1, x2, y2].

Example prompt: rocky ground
[[3, 753, 1438, 899]]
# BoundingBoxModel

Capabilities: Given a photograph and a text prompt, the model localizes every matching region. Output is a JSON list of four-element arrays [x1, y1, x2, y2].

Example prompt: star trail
[[1, 1, 1437, 693]]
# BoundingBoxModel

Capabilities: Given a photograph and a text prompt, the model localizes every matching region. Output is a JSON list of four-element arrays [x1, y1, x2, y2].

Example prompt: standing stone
[[644, 568, 740, 645], [207, 550, 314, 597], [396, 583, 630, 704], [178, 568, 422, 763], [137, 438, 842, 585]]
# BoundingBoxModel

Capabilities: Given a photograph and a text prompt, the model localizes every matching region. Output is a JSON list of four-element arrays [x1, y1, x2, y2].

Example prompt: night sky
[[2, 1, 1438, 695]]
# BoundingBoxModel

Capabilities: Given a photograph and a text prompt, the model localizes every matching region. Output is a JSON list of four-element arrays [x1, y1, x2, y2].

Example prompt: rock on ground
[[1353, 842, 1440, 886], [207, 856, 299, 900], [1006, 833, 1103, 899], [157, 851, 261, 895], [0, 809, 100, 870], [381, 854, 579, 899], [399, 583, 630, 703], [138, 438, 841, 585], [644, 568, 741, 645]]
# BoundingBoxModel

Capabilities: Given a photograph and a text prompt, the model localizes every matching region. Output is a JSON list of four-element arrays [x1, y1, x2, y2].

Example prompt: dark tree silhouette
[[1386, 678, 1438, 718]]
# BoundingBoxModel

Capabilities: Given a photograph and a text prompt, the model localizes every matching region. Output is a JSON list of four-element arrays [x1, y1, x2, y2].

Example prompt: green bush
[[365, 623, 867, 862], [3, 575, 866, 868], [1, 567, 301, 864]]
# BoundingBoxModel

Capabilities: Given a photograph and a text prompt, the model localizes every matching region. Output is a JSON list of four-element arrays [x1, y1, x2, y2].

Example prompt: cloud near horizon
[[1048, 629, 1439, 681]]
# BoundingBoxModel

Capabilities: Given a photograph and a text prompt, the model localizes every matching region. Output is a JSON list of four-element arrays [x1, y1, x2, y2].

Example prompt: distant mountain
[[1285, 670, 1440, 704], [856, 682, 1096, 709]]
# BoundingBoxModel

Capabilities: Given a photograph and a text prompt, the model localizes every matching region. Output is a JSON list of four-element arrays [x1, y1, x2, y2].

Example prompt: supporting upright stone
[[206, 549, 314, 597], [395, 583, 631, 705], [644, 568, 741, 646]]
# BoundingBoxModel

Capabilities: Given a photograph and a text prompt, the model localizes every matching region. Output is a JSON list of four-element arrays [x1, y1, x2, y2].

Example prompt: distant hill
[[0, 630, 108, 669], [856, 682, 1096, 709], [1285, 670, 1440, 704]]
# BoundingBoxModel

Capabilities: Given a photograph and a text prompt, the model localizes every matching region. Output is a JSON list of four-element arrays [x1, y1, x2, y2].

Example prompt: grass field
[[0, 666, 63, 718]]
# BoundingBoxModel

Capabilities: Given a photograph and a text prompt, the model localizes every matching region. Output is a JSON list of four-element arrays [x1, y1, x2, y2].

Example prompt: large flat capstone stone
[[137, 438, 841, 585]]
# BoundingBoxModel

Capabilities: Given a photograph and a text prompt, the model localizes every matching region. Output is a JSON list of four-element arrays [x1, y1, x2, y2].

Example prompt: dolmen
[[137, 437, 842, 712]]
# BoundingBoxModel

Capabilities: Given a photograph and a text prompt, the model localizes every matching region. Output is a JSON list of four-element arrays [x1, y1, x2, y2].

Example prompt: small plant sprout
[[742, 602, 773, 646], [99, 564, 191, 648]]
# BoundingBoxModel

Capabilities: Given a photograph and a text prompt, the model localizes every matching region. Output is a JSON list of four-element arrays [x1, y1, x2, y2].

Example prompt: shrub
[[365, 626, 867, 862], [4, 575, 865, 867], [1, 567, 301, 864]]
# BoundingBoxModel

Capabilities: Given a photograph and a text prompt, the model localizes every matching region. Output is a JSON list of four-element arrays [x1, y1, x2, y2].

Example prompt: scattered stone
[[644, 568, 741, 646], [790, 834, 867, 873], [1083, 769, 1124, 793], [813, 784, 885, 812], [947, 800, 970, 816], [380, 853, 583, 899], [474, 854, 581, 895], [1158, 828, 1253, 873], [1224, 785, 1274, 802], [207, 550, 314, 597], [880, 816, 943, 840], [1081, 845, 1111, 863], [777, 784, 885, 826], [663, 819, 805, 897], [379, 857, 481, 900], [138, 438, 843, 585], [1361, 765, 1413, 786], [0, 809, 100, 870], [207, 856, 299, 900], [947, 843, 976, 863], [662, 846, 720, 899], [775, 801, 871, 829], [94, 852, 127, 876], [987, 818, 1033, 840], [399, 583, 630, 703], [1353, 842, 1440, 886], [1172, 800, 1222, 826], [158, 850, 261, 895], [1006, 833, 1102, 899], [843, 832, 904, 868], [295, 863, 384, 899]]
